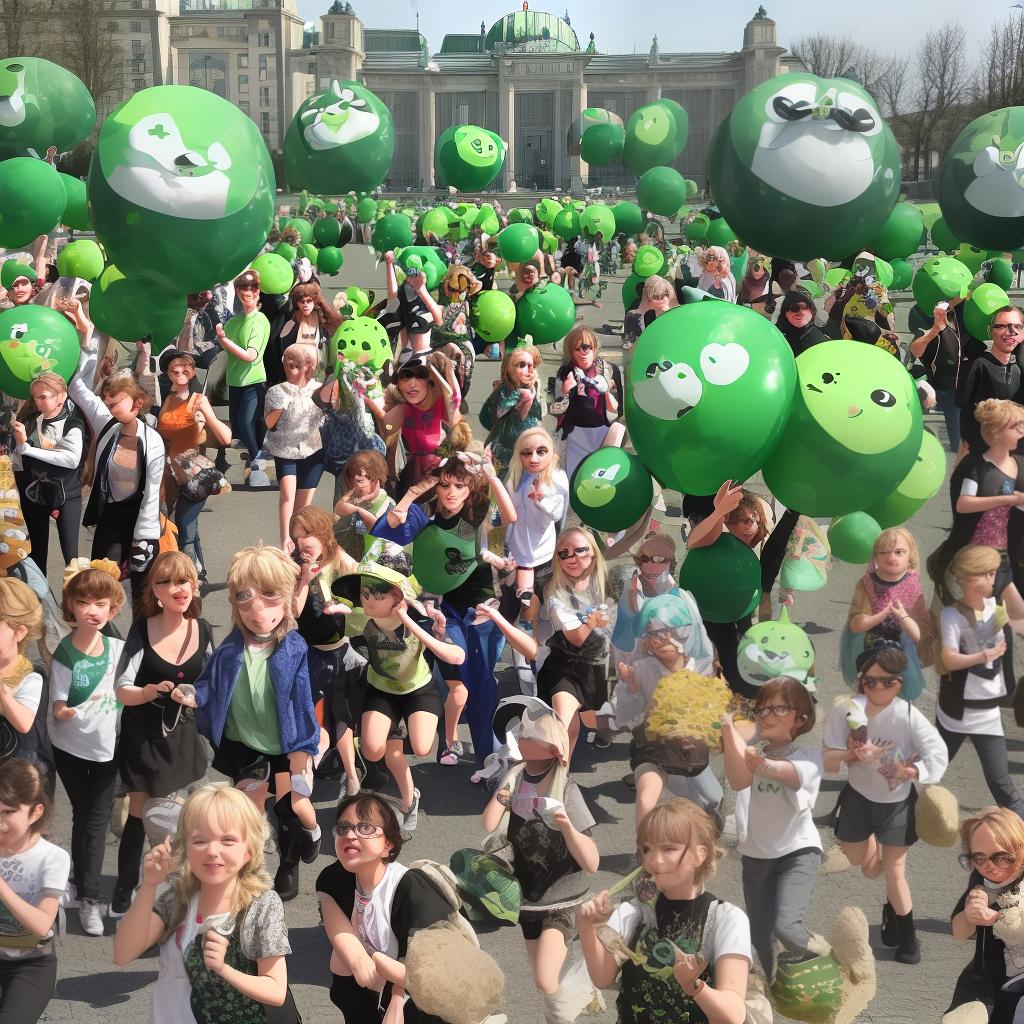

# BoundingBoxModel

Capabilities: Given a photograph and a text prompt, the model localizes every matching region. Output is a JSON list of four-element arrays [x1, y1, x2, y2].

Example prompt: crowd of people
[[0, 195, 1023, 1024]]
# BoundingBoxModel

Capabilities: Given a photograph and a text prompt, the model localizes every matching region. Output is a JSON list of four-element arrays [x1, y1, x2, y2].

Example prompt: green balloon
[[56, 239, 103, 281], [685, 178, 699, 198], [569, 448, 653, 532], [623, 100, 688, 176], [737, 611, 817, 689], [626, 302, 797, 494], [579, 204, 616, 240], [930, 216, 960, 252], [371, 213, 413, 254], [284, 79, 393, 193], [419, 206, 453, 239], [89, 265, 184, 344], [412, 525, 477, 595], [396, 246, 446, 291], [580, 122, 625, 166], [0, 305, 80, 399], [514, 283, 576, 345], [250, 253, 293, 295], [59, 174, 91, 231], [613, 201, 644, 237], [299, 243, 318, 263], [824, 267, 851, 289], [912, 256, 972, 314], [435, 124, 507, 192], [475, 204, 501, 235], [986, 257, 1014, 290], [88, 84, 275, 293], [964, 282, 1010, 340], [956, 243, 988, 275], [939, 106, 1024, 251], [828, 512, 882, 564], [705, 216, 737, 248], [633, 245, 666, 279], [552, 207, 581, 240], [356, 197, 378, 223], [507, 208, 534, 225], [497, 223, 540, 264], [317, 246, 344, 275], [684, 213, 710, 243], [342, 285, 372, 317], [535, 197, 562, 228], [0, 57, 95, 155], [312, 217, 341, 246], [708, 72, 901, 260], [862, 429, 945, 527], [0, 157, 65, 248], [870, 202, 925, 260], [273, 242, 297, 263], [761, 340, 923, 516], [330, 316, 391, 371], [621, 273, 645, 310], [471, 290, 516, 343], [284, 218, 312, 245], [889, 258, 912, 291], [679, 534, 762, 623], [540, 230, 558, 255], [637, 166, 687, 218]]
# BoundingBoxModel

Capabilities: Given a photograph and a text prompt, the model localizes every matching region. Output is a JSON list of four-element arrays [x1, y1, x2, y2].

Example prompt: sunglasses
[[993, 323, 1023, 335], [959, 851, 1017, 870], [557, 545, 592, 560], [860, 674, 901, 688], [333, 820, 384, 839], [754, 704, 796, 719], [636, 553, 669, 565], [513, 361, 534, 369], [398, 367, 430, 381], [787, 304, 811, 314], [575, 343, 594, 353], [236, 284, 259, 293]]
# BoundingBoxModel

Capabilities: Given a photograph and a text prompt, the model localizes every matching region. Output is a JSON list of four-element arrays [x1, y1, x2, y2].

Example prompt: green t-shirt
[[224, 310, 270, 388], [363, 620, 431, 695], [224, 646, 282, 754]]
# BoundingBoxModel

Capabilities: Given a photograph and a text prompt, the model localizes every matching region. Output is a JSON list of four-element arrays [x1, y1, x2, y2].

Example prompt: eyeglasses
[[557, 546, 592, 560], [575, 343, 594, 353], [860, 674, 901, 688], [333, 821, 384, 839], [234, 590, 284, 606], [236, 285, 259, 294], [754, 704, 796, 719], [993, 323, 1023, 335], [513, 361, 534, 369], [959, 851, 1018, 870], [636, 554, 669, 565]]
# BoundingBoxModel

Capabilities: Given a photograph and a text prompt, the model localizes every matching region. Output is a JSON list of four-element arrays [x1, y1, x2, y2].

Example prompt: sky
[[295, 0, 1020, 59]]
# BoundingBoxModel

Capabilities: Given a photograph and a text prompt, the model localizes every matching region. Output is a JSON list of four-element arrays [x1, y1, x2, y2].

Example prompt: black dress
[[117, 618, 213, 796]]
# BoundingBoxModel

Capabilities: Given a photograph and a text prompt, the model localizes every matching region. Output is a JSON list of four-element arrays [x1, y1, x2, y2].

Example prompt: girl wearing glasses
[[823, 644, 949, 966], [947, 806, 1024, 1024], [266, 281, 341, 385], [479, 345, 544, 481]]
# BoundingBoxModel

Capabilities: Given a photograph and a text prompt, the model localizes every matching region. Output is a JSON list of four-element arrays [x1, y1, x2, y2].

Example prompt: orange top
[[158, 393, 206, 456]]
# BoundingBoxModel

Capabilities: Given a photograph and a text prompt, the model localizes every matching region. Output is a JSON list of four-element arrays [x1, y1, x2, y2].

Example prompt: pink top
[[971, 507, 1011, 550]]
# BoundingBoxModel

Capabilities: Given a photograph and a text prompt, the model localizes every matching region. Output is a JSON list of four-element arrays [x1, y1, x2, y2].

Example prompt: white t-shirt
[[506, 469, 568, 568], [736, 746, 823, 859], [8, 671, 42, 717], [0, 837, 70, 959], [263, 380, 325, 460], [823, 696, 949, 804], [546, 583, 612, 639], [937, 599, 1007, 736]]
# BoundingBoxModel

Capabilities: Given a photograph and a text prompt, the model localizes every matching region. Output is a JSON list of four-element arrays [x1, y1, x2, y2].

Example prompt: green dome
[[485, 9, 578, 52]]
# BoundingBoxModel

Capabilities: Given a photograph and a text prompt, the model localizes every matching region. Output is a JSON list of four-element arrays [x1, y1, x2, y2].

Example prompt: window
[[133, 78, 146, 91], [131, 38, 142, 53], [258, 54, 267, 80], [107, 20, 118, 31], [238, 53, 248, 68], [238, 74, 248, 92], [130, 0, 141, 8], [239, 100, 250, 114], [326, 22, 334, 40], [258, 32, 270, 47], [130, 18, 141, 31], [307, 62, 315, 74], [259, 86, 270, 106], [260, 111, 270, 135], [216, 25, 224, 37]]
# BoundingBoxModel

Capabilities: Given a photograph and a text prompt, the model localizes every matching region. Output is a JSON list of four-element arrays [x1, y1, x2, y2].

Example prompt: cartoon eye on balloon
[[9, 323, 27, 341], [699, 343, 748, 386]]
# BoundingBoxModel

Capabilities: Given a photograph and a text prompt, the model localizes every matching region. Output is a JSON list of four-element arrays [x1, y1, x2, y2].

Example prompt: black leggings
[[52, 747, 118, 902], [937, 722, 1024, 817], [91, 500, 151, 610], [22, 497, 80, 573], [0, 952, 56, 1023]]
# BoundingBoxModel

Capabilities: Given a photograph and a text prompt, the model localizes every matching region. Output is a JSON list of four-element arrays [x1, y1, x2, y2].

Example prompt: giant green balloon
[[371, 213, 413, 254], [88, 85, 275, 293], [317, 246, 344, 275], [250, 253, 294, 295], [626, 301, 797, 494], [579, 204, 616, 241], [862, 429, 945, 527], [612, 201, 644, 237], [930, 216, 960, 252], [0, 57, 95, 156], [870, 202, 925, 260], [435, 124, 507, 192], [679, 533, 762, 623], [89, 265, 185, 344], [0, 157, 65, 248], [471, 291, 516, 343], [284, 80, 392, 194], [623, 100, 688, 176], [827, 512, 881, 564], [59, 173, 91, 231], [964, 282, 1010, 340], [912, 256, 972, 314], [57, 239, 104, 281], [939, 107, 1024, 251], [707, 72, 901, 260], [761, 340, 923, 516], [497, 223, 540, 264], [514, 283, 576, 345], [569, 448, 653, 533], [0, 305, 80, 399], [637, 166, 687, 218], [552, 207, 581, 240]]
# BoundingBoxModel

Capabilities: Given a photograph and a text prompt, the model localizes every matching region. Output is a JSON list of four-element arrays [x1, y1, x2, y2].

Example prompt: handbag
[[170, 448, 227, 502], [701, 899, 774, 1024]]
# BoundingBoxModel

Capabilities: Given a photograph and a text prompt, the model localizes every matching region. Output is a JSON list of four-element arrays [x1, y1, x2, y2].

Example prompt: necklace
[[0, 655, 31, 690], [247, 631, 276, 644]]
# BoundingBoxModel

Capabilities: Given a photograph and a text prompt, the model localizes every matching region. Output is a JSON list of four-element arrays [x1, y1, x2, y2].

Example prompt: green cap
[[1, 262, 37, 290]]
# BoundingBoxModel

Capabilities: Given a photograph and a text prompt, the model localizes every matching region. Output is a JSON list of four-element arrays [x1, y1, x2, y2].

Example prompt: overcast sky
[[297, 0, 1020, 60]]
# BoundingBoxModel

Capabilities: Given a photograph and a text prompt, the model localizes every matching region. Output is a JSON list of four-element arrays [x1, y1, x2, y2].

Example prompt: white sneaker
[[402, 789, 420, 832], [61, 881, 80, 910], [247, 466, 273, 488], [79, 899, 105, 936]]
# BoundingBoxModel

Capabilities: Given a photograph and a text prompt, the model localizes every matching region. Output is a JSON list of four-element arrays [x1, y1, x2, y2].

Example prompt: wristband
[[691, 978, 705, 996]]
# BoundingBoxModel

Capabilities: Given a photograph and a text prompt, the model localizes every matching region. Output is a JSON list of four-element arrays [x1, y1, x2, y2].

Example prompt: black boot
[[895, 910, 920, 964], [274, 821, 301, 902], [299, 825, 322, 865], [881, 901, 899, 947]]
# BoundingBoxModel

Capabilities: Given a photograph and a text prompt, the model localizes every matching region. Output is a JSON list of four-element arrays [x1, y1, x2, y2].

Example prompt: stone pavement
[[37, 243, 1024, 1023]]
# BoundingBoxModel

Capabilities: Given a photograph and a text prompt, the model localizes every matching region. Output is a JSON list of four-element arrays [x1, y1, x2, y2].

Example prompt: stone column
[[647, 82, 662, 103], [570, 77, 586, 191], [421, 82, 436, 190], [500, 82, 516, 189]]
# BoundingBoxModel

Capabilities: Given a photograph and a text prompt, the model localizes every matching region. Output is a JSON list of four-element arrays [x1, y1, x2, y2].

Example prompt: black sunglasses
[[557, 545, 592, 560], [398, 366, 430, 380]]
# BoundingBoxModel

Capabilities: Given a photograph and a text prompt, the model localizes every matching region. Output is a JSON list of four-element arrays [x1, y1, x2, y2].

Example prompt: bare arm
[[113, 882, 166, 965], [265, 408, 285, 430], [0, 688, 38, 734], [484, 463, 517, 526], [956, 493, 1018, 514], [197, 396, 233, 447], [720, 717, 753, 791], [396, 606, 465, 666], [0, 878, 59, 939]]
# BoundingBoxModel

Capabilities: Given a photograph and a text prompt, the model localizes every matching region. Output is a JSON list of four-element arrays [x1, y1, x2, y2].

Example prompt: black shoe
[[274, 821, 301, 902], [299, 827, 322, 865], [108, 883, 134, 919], [315, 748, 343, 781], [881, 901, 899, 947], [894, 910, 920, 964]]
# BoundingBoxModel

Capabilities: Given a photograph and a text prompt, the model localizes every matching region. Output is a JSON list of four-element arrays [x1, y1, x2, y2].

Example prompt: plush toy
[[0, 455, 30, 571], [915, 785, 960, 848]]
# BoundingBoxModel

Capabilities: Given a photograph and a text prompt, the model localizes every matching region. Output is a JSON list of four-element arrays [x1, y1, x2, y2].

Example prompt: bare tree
[[50, 0, 125, 123], [975, 11, 1024, 110], [874, 59, 912, 120], [0, 0, 47, 60], [790, 33, 882, 94]]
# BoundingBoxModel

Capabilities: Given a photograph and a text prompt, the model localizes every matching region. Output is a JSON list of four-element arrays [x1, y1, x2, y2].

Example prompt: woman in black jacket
[[775, 290, 827, 358]]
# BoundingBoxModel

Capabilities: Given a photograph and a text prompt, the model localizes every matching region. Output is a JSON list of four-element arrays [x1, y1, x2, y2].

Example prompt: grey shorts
[[833, 784, 918, 848], [519, 905, 577, 942]]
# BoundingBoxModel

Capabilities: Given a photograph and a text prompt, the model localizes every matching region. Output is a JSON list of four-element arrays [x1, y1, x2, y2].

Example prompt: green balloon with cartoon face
[[911, 256, 972, 315], [625, 301, 797, 495], [939, 107, 1024, 251], [761, 340, 923, 516], [0, 57, 95, 156], [284, 80, 393, 194], [708, 73, 901, 260], [0, 305, 80, 399], [623, 100, 688, 175], [435, 124, 507, 192], [568, 448, 653, 533], [330, 316, 391, 372], [89, 85, 275, 293], [633, 245, 666, 279], [737, 608, 817, 691], [579, 204, 615, 241]]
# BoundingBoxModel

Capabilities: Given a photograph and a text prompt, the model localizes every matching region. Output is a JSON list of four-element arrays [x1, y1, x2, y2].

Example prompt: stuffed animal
[[0, 456, 30, 571], [915, 785, 960, 848]]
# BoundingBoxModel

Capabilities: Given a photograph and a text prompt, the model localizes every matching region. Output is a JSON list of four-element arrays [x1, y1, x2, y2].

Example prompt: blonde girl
[[479, 344, 544, 481], [624, 275, 677, 350], [580, 799, 751, 1024], [0, 578, 44, 748], [697, 245, 737, 303], [113, 784, 294, 1023]]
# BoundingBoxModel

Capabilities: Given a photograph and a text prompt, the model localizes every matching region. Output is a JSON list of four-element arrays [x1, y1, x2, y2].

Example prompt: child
[[264, 343, 326, 551], [482, 697, 599, 1019], [579, 799, 752, 1024], [380, 250, 443, 360], [113, 784, 294, 1023], [333, 558, 463, 829], [722, 678, 822, 980], [47, 560, 126, 935], [947, 806, 1024, 1024], [841, 528, 933, 701], [191, 545, 320, 902], [333, 451, 394, 562], [697, 245, 738, 302], [479, 345, 544, 483], [0, 578, 45, 758], [823, 643, 949, 965], [0, 759, 70, 1023]]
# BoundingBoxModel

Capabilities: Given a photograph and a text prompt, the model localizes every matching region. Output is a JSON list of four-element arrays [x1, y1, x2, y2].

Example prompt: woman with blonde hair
[[624, 275, 677, 350], [0, 577, 44, 752], [697, 245, 737, 303], [479, 344, 544, 480]]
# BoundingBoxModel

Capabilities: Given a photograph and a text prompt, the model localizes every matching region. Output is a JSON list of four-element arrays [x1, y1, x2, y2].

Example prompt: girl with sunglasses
[[266, 281, 341, 386], [823, 644, 948, 966], [947, 806, 1024, 1024], [479, 345, 544, 481]]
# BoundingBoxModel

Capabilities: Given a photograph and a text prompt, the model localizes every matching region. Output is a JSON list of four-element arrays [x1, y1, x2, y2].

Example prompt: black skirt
[[537, 630, 609, 712]]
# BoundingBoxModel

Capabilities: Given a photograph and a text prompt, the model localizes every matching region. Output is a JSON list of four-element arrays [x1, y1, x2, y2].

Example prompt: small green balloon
[[396, 246, 446, 292], [623, 100, 688, 176], [633, 245, 666, 279], [250, 253, 294, 295], [59, 173, 91, 231], [552, 207, 581, 241], [419, 206, 452, 239], [312, 217, 341, 246], [273, 242, 297, 263], [330, 316, 391, 371], [496, 223, 540, 264], [579, 204, 616, 241], [684, 213, 710, 243], [317, 246, 344, 275], [0, 157, 65, 248], [507, 208, 534, 225], [870, 202, 925, 261], [343, 285, 371, 317], [824, 267, 851, 289], [828, 512, 882, 564], [612, 201, 644, 237], [284, 218, 313, 245], [356, 197, 378, 223], [580, 122, 625, 166], [514, 283, 576, 345], [679, 533, 762, 624], [471, 290, 516, 343], [862, 429, 946, 527], [956, 243, 988, 275], [540, 230, 558, 255], [569, 448, 653, 532], [930, 216, 959, 252], [964, 282, 1010, 340], [621, 273, 645, 310], [986, 257, 1014, 290], [889, 258, 912, 291], [705, 216, 737, 248], [637, 166, 687, 218], [56, 239, 104, 281], [0, 305, 81, 399], [685, 178, 699, 198], [371, 213, 413, 254], [912, 256, 973, 314], [534, 197, 561, 228], [89, 265, 184, 344], [299, 243, 318, 263]]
